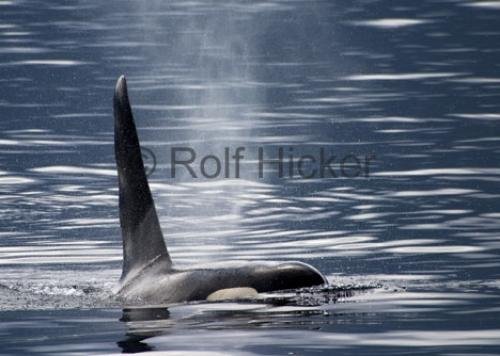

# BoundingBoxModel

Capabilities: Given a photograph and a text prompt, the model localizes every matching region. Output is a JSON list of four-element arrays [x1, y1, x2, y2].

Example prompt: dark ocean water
[[1, 0, 500, 355]]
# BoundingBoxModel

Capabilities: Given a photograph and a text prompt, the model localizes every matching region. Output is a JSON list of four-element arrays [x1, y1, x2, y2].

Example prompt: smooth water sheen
[[1, 0, 500, 355]]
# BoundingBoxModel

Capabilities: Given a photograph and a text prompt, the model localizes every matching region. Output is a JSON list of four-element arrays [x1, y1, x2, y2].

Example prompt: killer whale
[[113, 75, 327, 304]]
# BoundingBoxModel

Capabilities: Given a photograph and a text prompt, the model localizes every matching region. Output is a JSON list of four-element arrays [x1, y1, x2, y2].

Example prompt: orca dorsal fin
[[113, 75, 172, 282]]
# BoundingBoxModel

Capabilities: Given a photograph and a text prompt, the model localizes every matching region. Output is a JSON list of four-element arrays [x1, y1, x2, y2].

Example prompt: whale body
[[113, 75, 327, 305]]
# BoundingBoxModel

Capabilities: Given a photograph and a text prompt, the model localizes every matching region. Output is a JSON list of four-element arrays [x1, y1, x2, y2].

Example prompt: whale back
[[113, 76, 172, 281]]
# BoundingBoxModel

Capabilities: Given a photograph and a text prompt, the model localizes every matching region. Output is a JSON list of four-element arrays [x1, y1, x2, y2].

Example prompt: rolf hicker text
[[143, 146, 375, 179]]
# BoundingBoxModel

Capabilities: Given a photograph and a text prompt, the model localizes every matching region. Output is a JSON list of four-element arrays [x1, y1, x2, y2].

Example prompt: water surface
[[1, 0, 500, 355]]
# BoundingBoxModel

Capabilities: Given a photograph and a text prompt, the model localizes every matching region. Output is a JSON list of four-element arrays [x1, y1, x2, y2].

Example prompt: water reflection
[[114, 283, 500, 354], [116, 285, 364, 353], [118, 308, 171, 353]]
